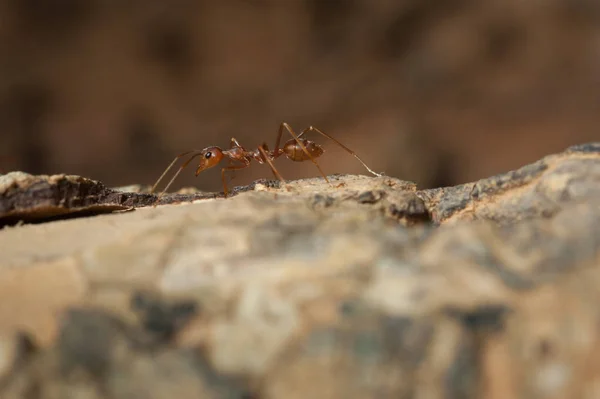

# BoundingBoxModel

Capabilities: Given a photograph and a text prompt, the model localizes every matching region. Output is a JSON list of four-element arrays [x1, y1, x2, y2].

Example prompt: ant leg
[[226, 159, 238, 182], [151, 150, 201, 194], [230, 137, 241, 148], [273, 122, 310, 154], [274, 123, 285, 154], [281, 123, 331, 185], [221, 162, 249, 197], [226, 138, 242, 181], [258, 144, 290, 192], [300, 126, 383, 177]]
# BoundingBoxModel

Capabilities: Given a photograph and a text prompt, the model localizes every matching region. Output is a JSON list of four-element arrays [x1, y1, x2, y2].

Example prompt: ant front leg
[[221, 161, 249, 198], [226, 137, 242, 182], [225, 159, 238, 183]]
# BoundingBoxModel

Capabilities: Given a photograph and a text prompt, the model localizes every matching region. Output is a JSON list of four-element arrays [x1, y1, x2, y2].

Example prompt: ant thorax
[[224, 146, 246, 160]]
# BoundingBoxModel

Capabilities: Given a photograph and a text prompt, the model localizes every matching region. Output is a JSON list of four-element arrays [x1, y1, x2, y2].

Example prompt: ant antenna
[[151, 150, 203, 198]]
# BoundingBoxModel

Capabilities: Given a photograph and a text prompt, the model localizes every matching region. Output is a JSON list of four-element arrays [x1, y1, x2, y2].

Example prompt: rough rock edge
[[417, 142, 600, 223], [1, 142, 598, 226]]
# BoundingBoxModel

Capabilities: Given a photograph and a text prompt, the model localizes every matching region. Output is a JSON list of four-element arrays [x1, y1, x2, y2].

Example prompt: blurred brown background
[[0, 0, 598, 192]]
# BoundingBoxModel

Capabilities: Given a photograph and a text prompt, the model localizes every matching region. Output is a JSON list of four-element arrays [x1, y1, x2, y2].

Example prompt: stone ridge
[[418, 142, 600, 224], [2, 142, 599, 227]]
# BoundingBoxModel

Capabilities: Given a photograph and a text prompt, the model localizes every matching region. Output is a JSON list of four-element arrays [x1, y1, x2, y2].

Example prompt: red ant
[[150, 122, 382, 198]]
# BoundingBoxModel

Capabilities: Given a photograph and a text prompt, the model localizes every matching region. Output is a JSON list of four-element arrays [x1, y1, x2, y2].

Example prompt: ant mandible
[[150, 122, 383, 198]]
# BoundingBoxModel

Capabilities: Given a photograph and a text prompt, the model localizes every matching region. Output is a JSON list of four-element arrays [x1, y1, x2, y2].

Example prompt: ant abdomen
[[283, 139, 324, 162]]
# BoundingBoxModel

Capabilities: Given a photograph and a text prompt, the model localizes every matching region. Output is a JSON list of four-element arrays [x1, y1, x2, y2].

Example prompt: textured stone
[[419, 143, 600, 224], [0, 144, 599, 398], [0, 259, 87, 346]]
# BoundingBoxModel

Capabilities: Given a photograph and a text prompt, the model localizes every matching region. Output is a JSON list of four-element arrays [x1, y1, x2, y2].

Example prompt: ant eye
[[205, 152, 212, 159]]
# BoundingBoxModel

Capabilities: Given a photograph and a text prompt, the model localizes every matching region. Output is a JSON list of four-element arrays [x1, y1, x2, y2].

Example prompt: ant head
[[195, 146, 223, 175]]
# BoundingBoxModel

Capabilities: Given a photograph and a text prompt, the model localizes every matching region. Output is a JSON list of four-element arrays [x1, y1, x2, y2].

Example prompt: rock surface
[[0, 143, 599, 398]]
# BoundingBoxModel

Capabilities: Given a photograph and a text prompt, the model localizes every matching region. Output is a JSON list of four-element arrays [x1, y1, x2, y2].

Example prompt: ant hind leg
[[281, 123, 332, 186], [301, 126, 383, 177]]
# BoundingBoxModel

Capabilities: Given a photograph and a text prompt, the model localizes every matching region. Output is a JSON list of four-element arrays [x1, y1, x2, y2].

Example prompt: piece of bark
[[0, 172, 217, 226]]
